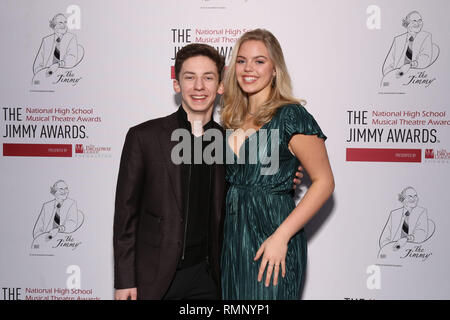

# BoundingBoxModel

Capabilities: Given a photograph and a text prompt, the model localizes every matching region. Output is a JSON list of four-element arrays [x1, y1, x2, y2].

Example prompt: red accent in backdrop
[[3, 143, 72, 157], [346, 148, 421, 162]]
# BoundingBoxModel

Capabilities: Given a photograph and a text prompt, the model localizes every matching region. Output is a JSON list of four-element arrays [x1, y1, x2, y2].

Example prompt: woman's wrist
[[273, 228, 291, 244]]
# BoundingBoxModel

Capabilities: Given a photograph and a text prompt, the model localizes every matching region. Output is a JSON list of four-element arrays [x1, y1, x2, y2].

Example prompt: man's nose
[[194, 78, 205, 90]]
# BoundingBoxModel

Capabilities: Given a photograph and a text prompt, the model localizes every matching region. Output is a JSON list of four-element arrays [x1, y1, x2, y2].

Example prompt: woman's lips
[[242, 76, 258, 84]]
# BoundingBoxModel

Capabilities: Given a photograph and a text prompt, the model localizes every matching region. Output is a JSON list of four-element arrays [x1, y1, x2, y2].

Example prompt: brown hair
[[174, 43, 225, 81]]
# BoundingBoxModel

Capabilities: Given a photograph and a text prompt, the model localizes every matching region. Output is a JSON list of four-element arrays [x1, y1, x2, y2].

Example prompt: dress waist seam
[[229, 184, 290, 195]]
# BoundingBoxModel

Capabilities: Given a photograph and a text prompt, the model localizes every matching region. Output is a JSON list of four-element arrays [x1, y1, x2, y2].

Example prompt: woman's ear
[[217, 81, 225, 95]]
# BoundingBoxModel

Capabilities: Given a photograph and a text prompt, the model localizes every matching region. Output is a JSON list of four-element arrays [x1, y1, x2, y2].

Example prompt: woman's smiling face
[[235, 40, 275, 100]]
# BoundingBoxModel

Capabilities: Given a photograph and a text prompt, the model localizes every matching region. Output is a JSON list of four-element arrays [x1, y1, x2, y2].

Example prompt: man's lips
[[191, 95, 208, 101]]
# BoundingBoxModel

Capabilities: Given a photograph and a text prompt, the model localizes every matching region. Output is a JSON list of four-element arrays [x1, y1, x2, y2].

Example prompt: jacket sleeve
[[415, 33, 433, 68], [62, 199, 78, 233], [113, 127, 145, 289], [63, 34, 79, 68], [411, 208, 429, 243]]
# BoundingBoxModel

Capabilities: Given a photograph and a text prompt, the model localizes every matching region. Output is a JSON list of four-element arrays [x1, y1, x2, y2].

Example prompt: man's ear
[[217, 81, 225, 95], [173, 79, 181, 93]]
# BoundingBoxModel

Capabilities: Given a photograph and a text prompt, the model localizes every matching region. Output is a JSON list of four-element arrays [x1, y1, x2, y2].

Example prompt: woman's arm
[[278, 134, 335, 240], [255, 134, 335, 287]]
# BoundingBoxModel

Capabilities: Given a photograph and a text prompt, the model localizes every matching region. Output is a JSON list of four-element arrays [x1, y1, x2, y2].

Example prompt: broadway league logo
[[425, 149, 435, 159], [31, 13, 84, 89], [74, 144, 112, 158], [380, 11, 440, 89], [75, 144, 84, 154], [378, 186, 436, 263], [31, 180, 84, 252], [424, 148, 450, 164]]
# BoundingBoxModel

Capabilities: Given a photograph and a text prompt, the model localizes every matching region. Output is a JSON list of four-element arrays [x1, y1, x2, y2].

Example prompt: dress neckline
[[228, 119, 273, 159]]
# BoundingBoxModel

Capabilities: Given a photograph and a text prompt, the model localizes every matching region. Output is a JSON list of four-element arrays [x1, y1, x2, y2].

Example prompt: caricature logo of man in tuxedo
[[32, 180, 84, 248], [32, 13, 84, 85], [381, 11, 439, 83], [379, 186, 435, 254]]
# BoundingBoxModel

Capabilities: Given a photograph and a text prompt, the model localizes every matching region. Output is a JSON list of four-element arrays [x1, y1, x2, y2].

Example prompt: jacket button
[[180, 218, 184, 223], [177, 241, 182, 246]]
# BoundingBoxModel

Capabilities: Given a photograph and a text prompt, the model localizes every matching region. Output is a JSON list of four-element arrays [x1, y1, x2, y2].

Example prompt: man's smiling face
[[173, 55, 224, 115]]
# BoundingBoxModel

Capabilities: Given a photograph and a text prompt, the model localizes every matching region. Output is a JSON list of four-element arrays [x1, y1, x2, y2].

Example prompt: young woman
[[220, 29, 335, 300]]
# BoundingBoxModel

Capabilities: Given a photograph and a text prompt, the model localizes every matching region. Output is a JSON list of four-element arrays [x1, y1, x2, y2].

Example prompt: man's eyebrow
[[182, 71, 217, 76]]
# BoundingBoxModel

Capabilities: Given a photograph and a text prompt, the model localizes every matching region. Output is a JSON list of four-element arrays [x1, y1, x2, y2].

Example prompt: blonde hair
[[221, 28, 304, 129]]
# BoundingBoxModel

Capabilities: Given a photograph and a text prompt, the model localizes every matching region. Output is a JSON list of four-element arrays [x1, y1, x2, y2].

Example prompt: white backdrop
[[1, 0, 449, 300]]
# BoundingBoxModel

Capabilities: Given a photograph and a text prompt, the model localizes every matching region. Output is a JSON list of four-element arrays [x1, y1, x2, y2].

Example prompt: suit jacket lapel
[[212, 163, 225, 221], [396, 33, 408, 68], [392, 209, 403, 240], [158, 113, 183, 215], [211, 123, 226, 225]]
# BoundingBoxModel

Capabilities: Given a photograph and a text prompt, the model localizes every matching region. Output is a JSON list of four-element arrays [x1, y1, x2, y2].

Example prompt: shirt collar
[[177, 105, 214, 132]]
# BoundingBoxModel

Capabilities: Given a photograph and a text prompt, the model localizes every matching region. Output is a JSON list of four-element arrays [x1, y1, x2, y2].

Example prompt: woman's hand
[[254, 233, 289, 287]]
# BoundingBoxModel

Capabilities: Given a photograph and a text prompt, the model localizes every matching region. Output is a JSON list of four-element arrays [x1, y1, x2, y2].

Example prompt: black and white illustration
[[378, 187, 436, 261], [380, 11, 439, 88], [31, 13, 84, 87], [31, 180, 84, 252]]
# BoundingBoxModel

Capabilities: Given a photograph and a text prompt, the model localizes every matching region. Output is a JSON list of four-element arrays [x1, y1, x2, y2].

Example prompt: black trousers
[[163, 261, 219, 300]]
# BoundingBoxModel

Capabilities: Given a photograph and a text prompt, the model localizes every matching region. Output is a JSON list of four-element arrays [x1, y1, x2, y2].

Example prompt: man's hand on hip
[[115, 288, 137, 300]]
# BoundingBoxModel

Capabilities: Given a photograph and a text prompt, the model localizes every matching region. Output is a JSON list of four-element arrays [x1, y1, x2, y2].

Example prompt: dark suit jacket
[[113, 110, 225, 299]]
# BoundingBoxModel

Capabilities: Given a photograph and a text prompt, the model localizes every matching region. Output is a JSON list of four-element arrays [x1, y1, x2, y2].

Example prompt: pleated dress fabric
[[221, 104, 327, 300]]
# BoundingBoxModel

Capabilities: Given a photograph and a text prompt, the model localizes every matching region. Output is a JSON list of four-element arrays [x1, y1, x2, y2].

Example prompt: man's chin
[[186, 102, 215, 113]]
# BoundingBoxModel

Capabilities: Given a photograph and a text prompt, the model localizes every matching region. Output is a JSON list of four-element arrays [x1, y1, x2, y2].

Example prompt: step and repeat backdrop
[[1, 0, 449, 300]]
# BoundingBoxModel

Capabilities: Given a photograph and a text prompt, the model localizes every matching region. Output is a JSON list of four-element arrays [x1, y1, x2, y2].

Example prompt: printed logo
[[425, 149, 434, 159], [31, 180, 84, 254], [31, 11, 84, 91], [75, 144, 84, 154], [377, 186, 436, 265], [380, 10, 440, 92], [73, 144, 112, 158], [424, 148, 450, 164]]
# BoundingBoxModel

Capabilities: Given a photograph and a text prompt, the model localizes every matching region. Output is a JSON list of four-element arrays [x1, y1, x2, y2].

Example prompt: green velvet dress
[[221, 104, 327, 300]]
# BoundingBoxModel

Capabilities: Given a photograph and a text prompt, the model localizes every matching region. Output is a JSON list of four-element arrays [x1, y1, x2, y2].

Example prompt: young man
[[113, 43, 302, 300], [114, 43, 226, 300]]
